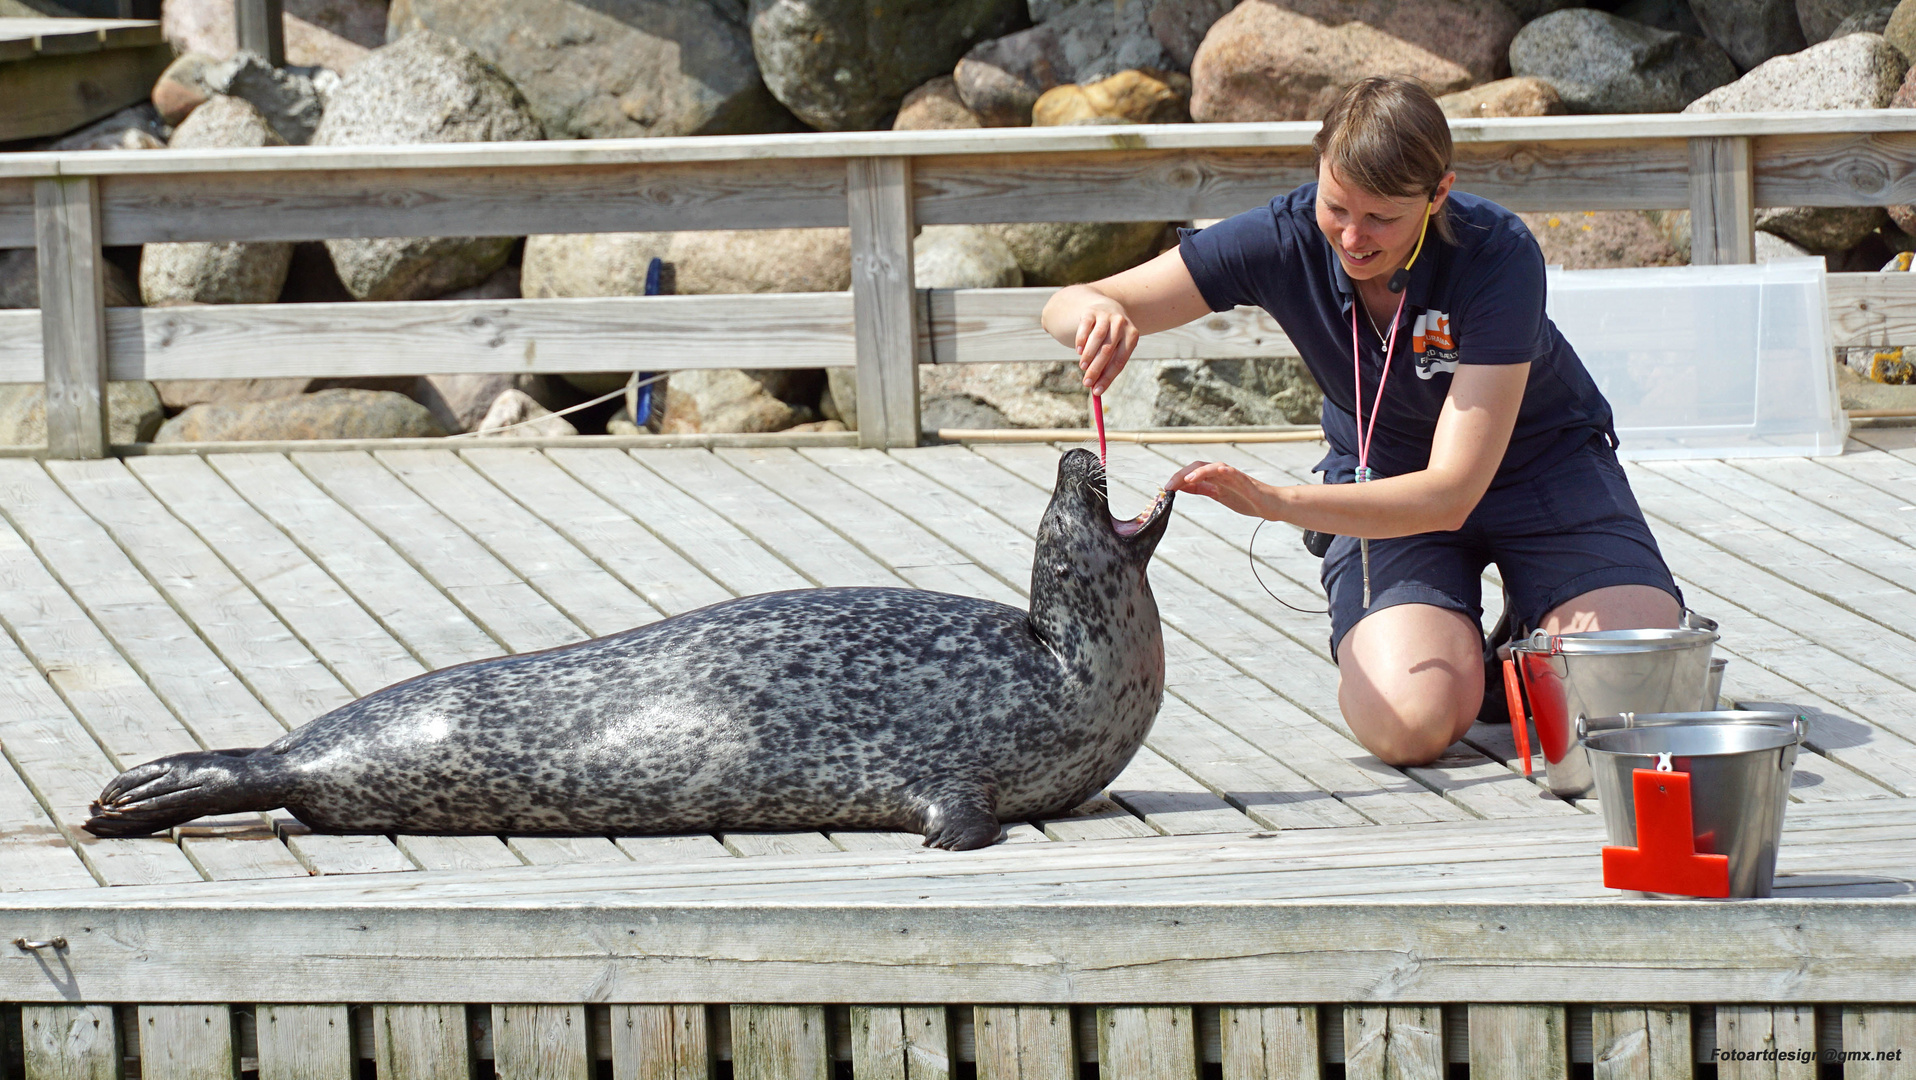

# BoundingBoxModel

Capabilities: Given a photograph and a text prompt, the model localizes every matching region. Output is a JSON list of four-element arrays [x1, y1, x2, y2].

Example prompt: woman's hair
[[1311, 76, 1457, 245]]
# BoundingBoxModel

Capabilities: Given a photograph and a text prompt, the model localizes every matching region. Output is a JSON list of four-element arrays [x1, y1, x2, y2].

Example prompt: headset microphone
[[1387, 201, 1435, 294]]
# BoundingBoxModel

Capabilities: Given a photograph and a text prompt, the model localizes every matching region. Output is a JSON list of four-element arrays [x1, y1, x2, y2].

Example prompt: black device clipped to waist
[[1301, 529, 1334, 558]]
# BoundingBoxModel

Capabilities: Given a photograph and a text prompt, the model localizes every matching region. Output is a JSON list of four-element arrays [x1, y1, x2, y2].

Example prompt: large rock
[[312, 32, 547, 302], [1829, 4, 1898, 39], [1265, 0, 1521, 85], [522, 228, 851, 297], [1102, 356, 1321, 427], [389, 0, 796, 139], [475, 388, 579, 437], [46, 104, 169, 151], [1687, 33, 1906, 252], [152, 378, 317, 410], [163, 0, 387, 72], [1147, 0, 1238, 68], [155, 389, 448, 442], [139, 97, 295, 307], [1800, 0, 1891, 40], [919, 362, 1090, 432], [750, 0, 1027, 130], [1510, 8, 1738, 113], [1436, 76, 1565, 118], [152, 52, 220, 125], [1519, 210, 1689, 268], [1888, 0, 1916, 57], [202, 52, 338, 144], [415, 373, 560, 433], [659, 369, 814, 432], [0, 249, 139, 308], [893, 76, 985, 129], [914, 225, 1024, 288], [1887, 66, 1916, 236], [1690, 0, 1808, 69], [0, 382, 163, 446], [1188, 1, 1472, 122], [955, 0, 1177, 126], [1615, 0, 1706, 37], [983, 220, 1166, 287], [1032, 68, 1190, 125]]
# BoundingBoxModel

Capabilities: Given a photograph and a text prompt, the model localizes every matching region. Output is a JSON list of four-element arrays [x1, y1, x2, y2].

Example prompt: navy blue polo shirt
[[1178, 184, 1614, 487]]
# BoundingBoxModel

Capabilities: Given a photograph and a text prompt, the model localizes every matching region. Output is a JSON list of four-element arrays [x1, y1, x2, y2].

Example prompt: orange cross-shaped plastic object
[[1601, 767, 1730, 898]]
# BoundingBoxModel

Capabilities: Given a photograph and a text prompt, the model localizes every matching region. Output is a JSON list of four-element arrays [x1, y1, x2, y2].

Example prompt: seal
[[84, 450, 1173, 850]]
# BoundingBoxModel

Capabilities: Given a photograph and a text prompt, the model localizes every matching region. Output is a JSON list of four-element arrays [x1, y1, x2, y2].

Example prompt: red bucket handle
[[1503, 657, 1531, 776]]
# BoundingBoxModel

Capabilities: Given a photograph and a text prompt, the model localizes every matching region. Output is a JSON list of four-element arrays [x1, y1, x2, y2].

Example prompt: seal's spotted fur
[[85, 450, 1172, 850]]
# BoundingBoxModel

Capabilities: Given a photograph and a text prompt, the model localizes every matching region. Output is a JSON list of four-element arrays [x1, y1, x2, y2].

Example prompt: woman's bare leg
[[1337, 602, 1484, 766], [1540, 584, 1681, 635]]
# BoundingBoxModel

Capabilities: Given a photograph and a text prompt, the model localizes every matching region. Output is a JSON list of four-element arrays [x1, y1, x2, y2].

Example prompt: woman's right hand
[[1075, 302, 1139, 394]]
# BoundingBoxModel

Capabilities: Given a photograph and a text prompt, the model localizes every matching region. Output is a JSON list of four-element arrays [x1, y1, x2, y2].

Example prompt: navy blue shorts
[[1324, 435, 1681, 660]]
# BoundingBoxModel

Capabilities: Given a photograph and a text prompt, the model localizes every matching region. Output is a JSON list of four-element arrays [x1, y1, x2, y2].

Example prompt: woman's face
[[1314, 162, 1453, 285]]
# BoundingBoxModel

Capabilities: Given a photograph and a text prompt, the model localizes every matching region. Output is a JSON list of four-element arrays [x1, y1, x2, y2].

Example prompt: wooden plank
[[848, 156, 919, 448], [1038, 797, 1156, 842], [21, 1004, 120, 1080], [0, 45, 172, 144], [1755, 129, 1916, 208], [1219, 1007, 1317, 1080], [83, 294, 855, 384], [1842, 1007, 1916, 1080], [731, 1006, 829, 1080], [293, 450, 633, 640], [1689, 136, 1754, 265], [94, 158, 850, 246], [1468, 1005, 1568, 1080], [138, 1006, 235, 1080], [1344, 1006, 1443, 1080], [827, 831, 927, 851], [925, 290, 1293, 365], [974, 1007, 1074, 1080], [393, 834, 521, 871], [1716, 1006, 1815, 1080], [255, 1005, 352, 1080], [233, 0, 284, 66], [0, 756, 95, 892], [721, 832, 842, 858], [493, 1005, 590, 1080], [1097, 1007, 1197, 1080], [1826, 273, 1916, 349], [628, 449, 909, 589], [374, 1005, 471, 1080], [506, 837, 631, 865], [127, 454, 426, 696], [206, 453, 516, 667], [614, 834, 735, 862], [42, 458, 356, 731], [488, 448, 809, 597], [34, 175, 107, 459], [1144, 695, 1371, 832], [851, 1007, 951, 1080], [612, 1005, 713, 1080], [1103, 745, 1260, 836], [178, 833, 309, 881], [375, 448, 717, 625], [1590, 1006, 1691, 1080], [280, 831, 416, 876]]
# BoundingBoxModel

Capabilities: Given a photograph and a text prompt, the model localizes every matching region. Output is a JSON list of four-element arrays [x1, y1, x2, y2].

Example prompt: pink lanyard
[[1350, 291, 1409, 484]]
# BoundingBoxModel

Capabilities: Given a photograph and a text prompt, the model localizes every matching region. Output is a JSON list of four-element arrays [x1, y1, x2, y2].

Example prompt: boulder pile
[[11, 0, 1916, 442]]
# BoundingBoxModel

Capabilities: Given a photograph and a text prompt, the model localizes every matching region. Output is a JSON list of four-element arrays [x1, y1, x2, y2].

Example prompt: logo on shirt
[[1412, 310, 1459, 379]]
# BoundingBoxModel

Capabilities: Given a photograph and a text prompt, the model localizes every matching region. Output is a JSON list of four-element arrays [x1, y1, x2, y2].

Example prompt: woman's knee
[[1337, 604, 1484, 766]]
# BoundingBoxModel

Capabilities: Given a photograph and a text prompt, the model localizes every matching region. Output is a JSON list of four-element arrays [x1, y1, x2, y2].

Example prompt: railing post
[[34, 175, 110, 460], [848, 155, 921, 449], [235, 0, 286, 66], [1688, 135, 1754, 265]]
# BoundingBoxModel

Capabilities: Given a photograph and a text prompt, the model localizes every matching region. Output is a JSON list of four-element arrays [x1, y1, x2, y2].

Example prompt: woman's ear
[[1430, 170, 1457, 214]]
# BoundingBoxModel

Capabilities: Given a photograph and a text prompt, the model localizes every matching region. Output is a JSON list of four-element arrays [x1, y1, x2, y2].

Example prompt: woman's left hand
[[1165, 460, 1279, 520]]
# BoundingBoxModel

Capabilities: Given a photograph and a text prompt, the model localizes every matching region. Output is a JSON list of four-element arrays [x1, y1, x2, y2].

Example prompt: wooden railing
[[8, 111, 1916, 457]]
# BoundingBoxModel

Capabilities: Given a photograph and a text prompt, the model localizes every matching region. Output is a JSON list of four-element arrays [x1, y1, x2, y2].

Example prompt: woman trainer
[[1040, 76, 1683, 768]]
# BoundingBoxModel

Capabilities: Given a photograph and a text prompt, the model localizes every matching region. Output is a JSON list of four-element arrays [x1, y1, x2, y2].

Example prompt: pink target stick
[[1092, 393, 1108, 466]]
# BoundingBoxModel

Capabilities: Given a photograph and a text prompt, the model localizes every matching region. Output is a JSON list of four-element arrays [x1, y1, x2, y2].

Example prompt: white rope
[[449, 371, 668, 440]]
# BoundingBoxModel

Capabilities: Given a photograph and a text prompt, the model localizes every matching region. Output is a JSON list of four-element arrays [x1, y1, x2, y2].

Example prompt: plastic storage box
[[1545, 258, 1845, 460]]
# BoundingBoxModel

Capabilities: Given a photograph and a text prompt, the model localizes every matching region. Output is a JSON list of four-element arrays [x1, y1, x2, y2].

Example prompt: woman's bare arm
[[1165, 361, 1531, 537], [1041, 247, 1215, 393]]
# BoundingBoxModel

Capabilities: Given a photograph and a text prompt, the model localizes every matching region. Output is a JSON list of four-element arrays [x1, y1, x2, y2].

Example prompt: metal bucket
[[1581, 711, 1805, 898], [1510, 627, 1718, 798], [1705, 658, 1728, 708]]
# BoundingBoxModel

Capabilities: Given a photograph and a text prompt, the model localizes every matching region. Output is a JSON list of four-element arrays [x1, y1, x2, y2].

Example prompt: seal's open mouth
[[1112, 488, 1170, 540]]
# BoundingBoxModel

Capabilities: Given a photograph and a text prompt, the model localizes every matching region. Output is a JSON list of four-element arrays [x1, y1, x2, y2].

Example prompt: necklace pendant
[[1355, 466, 1372, 484]]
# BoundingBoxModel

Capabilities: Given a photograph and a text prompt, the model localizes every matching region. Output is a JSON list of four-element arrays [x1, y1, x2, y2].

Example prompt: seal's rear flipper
[[84, 748, 280, 837], [906, 774, 1001, 851]]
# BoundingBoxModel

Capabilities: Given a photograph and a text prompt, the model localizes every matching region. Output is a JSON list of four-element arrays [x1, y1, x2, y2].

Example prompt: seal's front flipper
[[84, 749, 282, 837], [905, 774, 1002, 851]]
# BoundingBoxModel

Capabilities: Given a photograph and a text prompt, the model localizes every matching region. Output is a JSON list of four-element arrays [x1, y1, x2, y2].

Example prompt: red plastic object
[[1517, 650, 1571, 762], [1601, 768, 1731, 897], [1502, 658, 1531, 776], [1092, 393, 1108, 465]]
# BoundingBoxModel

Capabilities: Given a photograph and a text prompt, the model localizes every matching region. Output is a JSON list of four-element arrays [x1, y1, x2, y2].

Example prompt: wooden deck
[[5, 433, 1916, 1074]]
